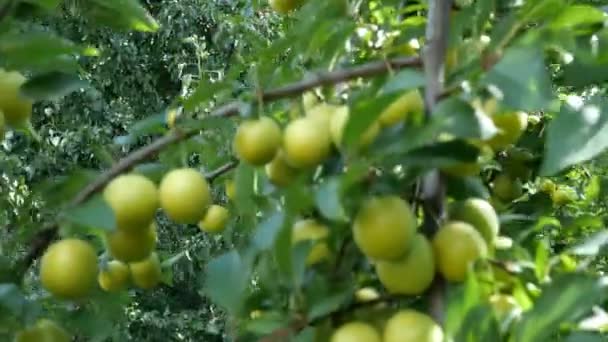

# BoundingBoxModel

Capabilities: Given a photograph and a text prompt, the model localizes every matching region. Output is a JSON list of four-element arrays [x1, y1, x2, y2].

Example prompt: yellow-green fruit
[[306, 102, 337, 125], [103, 174, 158, 231], [106, 223, 157, 262], [234, 117, 282, 166], [225, 179, 236, 201], [384, 310, 444, 342], [159, 168, 211, 224], [40, 239, 98, 299], [449, 198, 499, 245], [378, 90, 424, 127], [130, 252, 162, 290], [492, 174, 523, 202], [265, 151, 299, 187], [489, 294, 521, 320], [331, 322, 381, 342], [98, 260, 130, 292], [292, 219, 330, 265], [0, 70, 33, 127], [375, 234, 435, 295], [199, 205, 230, 233], [354, 287, 380, 303], [486, 111, 528, 150], [433, 221, 488, 282], [551, 187, 576, 205], [539, 178, 556, 194], [329, 105, 380, 148], [15, 319, 70, 342], [353, 196, 417, 260], [302, 91, 320, 111], [269, 0, 302, 14], [283, 116, 332, 168]]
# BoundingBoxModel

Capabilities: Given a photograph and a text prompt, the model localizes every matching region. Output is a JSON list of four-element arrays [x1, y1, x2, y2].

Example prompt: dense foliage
[[3, 0, 608, 341]]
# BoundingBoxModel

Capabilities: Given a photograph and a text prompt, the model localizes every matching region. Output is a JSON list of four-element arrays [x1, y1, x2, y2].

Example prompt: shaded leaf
[[62, 195, 115, 231], [541, 98, 608, 175], [314, 178, 348, 223], [307, 288, 351, 321], [204, 251, 249, 314], [433, 97, 497, 139], [379, 69, 425, 95], [21, 72, 89, 101], [513, 274, 608, 342], [252, 211, 286, 251], [85, 0, 159, 32], [244, 312, 289, 335], [484, 47, 553, 111], [0, 283, 25, 316]]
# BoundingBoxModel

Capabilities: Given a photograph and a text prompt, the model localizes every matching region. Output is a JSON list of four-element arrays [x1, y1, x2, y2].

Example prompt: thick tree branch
[[421, 0, 452, 325], [20, 55, 422, 271]]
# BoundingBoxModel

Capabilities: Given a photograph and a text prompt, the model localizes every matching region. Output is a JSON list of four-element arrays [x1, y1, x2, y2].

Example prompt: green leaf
[[38, 169, 99, 208], [274, 219, 294, 282], [307, 288, 352, 321], [379, 69, 425, 95], [85, 0, 159, 32], [252, 211, 286, 251], [569, 231, 608, 257], [183, 79, 229, 111], [0, 284, 25, 316], [244, 312, 289, 335], [455, 305, 500, 342], [540, 98, 608, 175], [132, 163, 169, 184], [343, 93, 396, 148], [21, 72, 89, 101], [23, 0, 62, 10], [564, 332, 605, 342], [235, 163, 256, 218], [513, 274, 608, 342], [484, 47, 553, 111], [399, 140, 479, 168], [550, 5, 606, 30], [445, 175, 490, 200], [204, 251, 249, 314], [535, 239, 550, 281], [62, 195, 116, 231], [314, 178, 348, 223], [433, 97, 497, 139]]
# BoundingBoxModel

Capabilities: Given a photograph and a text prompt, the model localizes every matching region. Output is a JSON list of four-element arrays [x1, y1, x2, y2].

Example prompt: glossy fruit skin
[[15, 319, 70, 342], [269, 0, 303, 14], [379, 90, 424, 127], [129, 252, 162, 289], [265, 151, 299, 187], [331, 322, 381, 342], [106, 223, 157, 262], [199, 205, 229, 233], [433, 221, 488, 282], [159, 168, 211, 224], [539, 178, 556, 194], [551, 187, 576, 205], [98, 260, 130, 292], [486, 111, 528, 150], [329, 105, 380, 148], [292, 219, 330, 265], [449, 198, 499, 245], [103, 174, 158, 231], [376, 234, 435, 295], [493, 174, 523, 202], [225, 179, 236, 201], [234, 117, 282, 166], [283, 116, 332, 168], [40, 239, 98, 299], [0, 70, 33, 127], [354, 287, 380, 303], [353, 196, 417, 260], [383, 310, 444, 342]]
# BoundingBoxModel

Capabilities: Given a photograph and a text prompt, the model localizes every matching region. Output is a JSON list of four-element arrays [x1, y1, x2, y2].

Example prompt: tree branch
[[421, 0, 452, 325], [19, 55, 422, 272]]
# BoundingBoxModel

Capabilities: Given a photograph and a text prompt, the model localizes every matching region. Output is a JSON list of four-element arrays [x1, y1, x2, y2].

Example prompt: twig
[[204, 160, 239, 182], [421, 0, 452, 325], [19, 56, 423, 271]]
